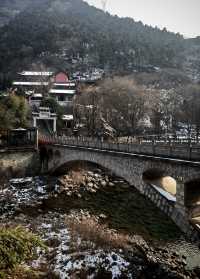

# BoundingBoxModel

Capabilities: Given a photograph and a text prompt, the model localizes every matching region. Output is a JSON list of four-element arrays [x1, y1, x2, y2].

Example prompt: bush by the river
[[0, 226, 45, 278]]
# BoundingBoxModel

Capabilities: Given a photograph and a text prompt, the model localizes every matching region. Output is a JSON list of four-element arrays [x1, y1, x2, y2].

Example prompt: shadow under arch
[[143, 168, 177, 196], [185, 178, 200, 207], [185, 178, 200, 225], [52, 159, 120, 178]]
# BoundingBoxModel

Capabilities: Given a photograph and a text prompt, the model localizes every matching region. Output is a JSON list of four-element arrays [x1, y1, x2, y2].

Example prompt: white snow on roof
[[54, 83, 76, 86], [62, 115, 74, 121], [13, 81, 49, 86], [39, 107, 51, 111], [12, 128, 27, 131], [31, 93, 43, 98], [19, 71, 53, 76], [151, 184, 176, 202], [50, 89, 76, 94]]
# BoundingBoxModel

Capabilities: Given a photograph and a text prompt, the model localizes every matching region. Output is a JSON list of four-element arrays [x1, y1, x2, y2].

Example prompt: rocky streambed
[[0, 169, 200, 278]]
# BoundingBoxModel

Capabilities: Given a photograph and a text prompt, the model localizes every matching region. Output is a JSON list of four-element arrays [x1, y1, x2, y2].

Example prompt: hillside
[[0, 1, 185, 71], [183, 37, 200, 81], [0, 0, 199, 84], [0, 0, 31, 26]]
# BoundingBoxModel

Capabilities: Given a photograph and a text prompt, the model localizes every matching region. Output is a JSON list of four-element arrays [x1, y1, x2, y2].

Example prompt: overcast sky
[[84, 0, 200, 38]]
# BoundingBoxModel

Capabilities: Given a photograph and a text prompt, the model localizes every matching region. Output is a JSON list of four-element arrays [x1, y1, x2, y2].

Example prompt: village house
[[49, 71, 76, 107], [12, 71, 53, 107], [12, 70, 77, 108], [12, 70, 77, 133], [13, 71, 52, 93]]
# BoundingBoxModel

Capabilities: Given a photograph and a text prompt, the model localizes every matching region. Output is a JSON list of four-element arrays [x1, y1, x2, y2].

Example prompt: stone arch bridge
[[39, 136, 200, 241]]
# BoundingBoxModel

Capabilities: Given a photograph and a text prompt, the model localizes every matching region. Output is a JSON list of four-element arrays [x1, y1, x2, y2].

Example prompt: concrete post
[[53, 118, 57, 133], [33, 117, 37, 128], [35, 128, 39, 150]]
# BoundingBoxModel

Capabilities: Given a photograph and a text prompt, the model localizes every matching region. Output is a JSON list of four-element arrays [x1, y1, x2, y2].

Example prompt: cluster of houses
[[12, 69, 105, 134], [13, 69, 104, 105], [72, 69, 104, 82], [13, 71, 77, 108], [12, 70, 78, 133]]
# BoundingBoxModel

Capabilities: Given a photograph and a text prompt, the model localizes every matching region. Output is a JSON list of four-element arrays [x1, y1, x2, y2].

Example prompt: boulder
[[99, 214, 107, 219], [86, 177, 93, 183], [89, 188, 97, 193], [87, 171, 94, 176], [101, 181, 107, 187]]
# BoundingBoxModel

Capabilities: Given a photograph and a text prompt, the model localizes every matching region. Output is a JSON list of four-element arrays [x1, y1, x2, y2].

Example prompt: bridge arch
[[51, 160, 115, 176], [49, 157, 132, 186], [45, 145, 200, 197], [38, 141, 200, 238], [45, 146, 145, 192]]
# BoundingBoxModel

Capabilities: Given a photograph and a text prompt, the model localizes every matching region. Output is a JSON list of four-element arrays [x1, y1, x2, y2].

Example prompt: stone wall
[[0, 150, 40, 181], [143, 183, 200, 241]]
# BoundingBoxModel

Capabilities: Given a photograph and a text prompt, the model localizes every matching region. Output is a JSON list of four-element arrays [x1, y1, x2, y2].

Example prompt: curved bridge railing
[[39, 134, 200, 162]]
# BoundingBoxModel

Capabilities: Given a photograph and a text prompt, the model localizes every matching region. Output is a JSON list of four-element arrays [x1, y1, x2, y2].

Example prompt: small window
[[58, 95, 65, 101]]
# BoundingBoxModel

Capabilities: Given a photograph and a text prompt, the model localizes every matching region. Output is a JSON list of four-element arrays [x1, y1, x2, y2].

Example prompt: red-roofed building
[[49, 71, 76, 107], [54, 72, 69, 83]]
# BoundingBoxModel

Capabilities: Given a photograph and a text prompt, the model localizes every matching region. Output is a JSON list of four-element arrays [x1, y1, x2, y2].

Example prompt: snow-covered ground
[[1, 175, 200, 278], [22, 212, 133, 278], [0, 177, 134, 278], [0, 176, 51, 219]]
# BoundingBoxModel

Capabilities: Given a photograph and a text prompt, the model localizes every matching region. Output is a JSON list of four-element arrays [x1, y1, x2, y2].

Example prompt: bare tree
[[75, 77, 147, 136], [180, 84, 200, 139]]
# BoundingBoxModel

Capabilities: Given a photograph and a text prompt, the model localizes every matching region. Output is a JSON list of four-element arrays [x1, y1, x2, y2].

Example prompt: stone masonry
[[43, 144, 200, 241]]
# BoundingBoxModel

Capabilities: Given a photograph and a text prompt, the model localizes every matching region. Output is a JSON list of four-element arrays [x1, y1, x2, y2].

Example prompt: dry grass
[[66, 215, 135, 252], [5, 267, 43, 279]]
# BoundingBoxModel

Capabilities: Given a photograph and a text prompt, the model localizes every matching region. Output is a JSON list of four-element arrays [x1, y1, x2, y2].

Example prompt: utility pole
[[101, 0, 108, 12]]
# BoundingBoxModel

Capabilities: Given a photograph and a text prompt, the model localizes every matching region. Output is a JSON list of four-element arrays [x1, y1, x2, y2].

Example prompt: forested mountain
[[182, 37, 200, 81], [0, 0, 199, 82], [0, 0, 33, 27]]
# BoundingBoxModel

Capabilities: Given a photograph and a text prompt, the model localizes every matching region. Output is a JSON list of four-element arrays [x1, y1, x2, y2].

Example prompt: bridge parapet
[[39, 134, 200, 162]]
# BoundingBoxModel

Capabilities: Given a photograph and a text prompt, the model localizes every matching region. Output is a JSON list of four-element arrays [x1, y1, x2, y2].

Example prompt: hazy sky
[[85, 0, 200, 38]]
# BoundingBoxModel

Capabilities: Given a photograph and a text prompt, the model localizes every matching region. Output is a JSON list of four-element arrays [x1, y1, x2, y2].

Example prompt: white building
[[13, 71, 77, 107], [12, 71, 52, 100], [49, 72, 76, 107]]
